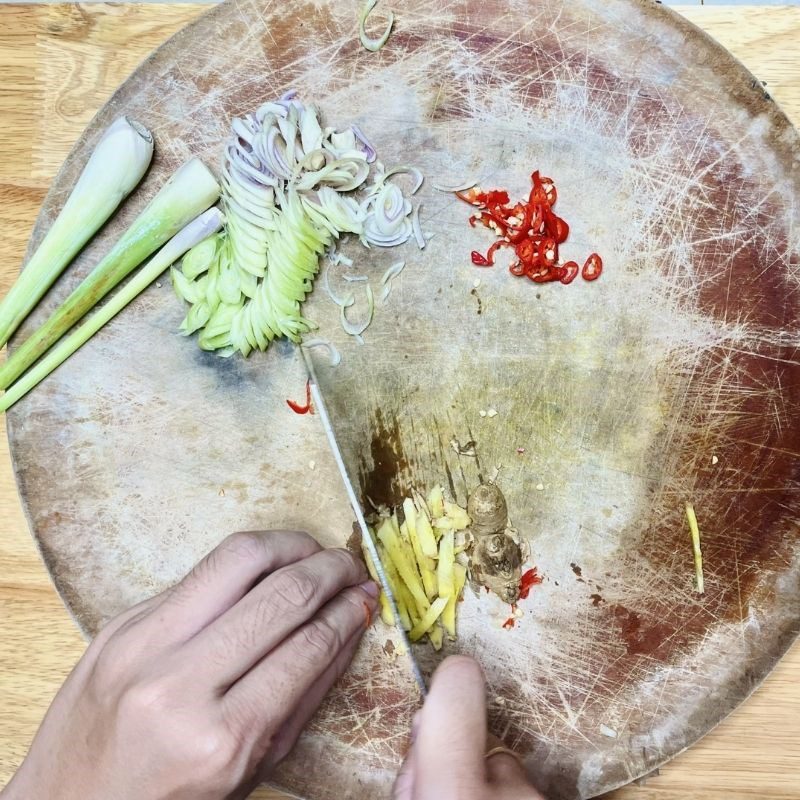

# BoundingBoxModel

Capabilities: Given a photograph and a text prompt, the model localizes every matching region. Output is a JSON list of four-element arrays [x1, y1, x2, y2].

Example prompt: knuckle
[[118, 678, 173, 720], [271, 567, 319, 610], [90, 636, 140, 692], [296, 616, 342, 662], [219, 530, 266, 563], [184, 729, 239, 772], [279, 529, 320, 550], [327, 547, 361, 578]]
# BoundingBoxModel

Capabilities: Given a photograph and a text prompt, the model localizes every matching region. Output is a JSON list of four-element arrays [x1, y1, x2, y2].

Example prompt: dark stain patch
[[191, 343, 253, 389], [590, 593, 604, 607], [608, 605, 678, 658], [570, 563, 582, 578], [470, 287, 483, 315], [383, 639, 395, 656], [358, 408, 409, 510]]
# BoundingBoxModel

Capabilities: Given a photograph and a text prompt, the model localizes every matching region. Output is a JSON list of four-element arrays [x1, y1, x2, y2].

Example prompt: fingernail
[[359, 580, 380, 598]]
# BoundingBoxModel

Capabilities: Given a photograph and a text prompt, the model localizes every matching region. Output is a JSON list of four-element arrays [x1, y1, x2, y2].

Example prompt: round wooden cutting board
[[7, 0, 800, 798]]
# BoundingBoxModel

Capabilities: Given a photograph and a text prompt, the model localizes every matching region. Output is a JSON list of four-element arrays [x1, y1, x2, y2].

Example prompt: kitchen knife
[[301, 346, 427, 695]]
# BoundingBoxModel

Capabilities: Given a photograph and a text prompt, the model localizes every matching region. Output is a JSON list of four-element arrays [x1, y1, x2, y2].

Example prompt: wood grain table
[[1, 5, 799, 799]]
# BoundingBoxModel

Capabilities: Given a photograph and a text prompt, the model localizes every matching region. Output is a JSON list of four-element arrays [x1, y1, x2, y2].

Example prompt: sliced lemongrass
[[411, 204, 426, 249], [340, 284, 374, 336], [331, 251, 354, 268], [0, 117, 153, 347], [0, 208, 224, 413], [381, 260, 405, 284], [343, 274, 368, 282], [0, 159, 220, 391], [685, 503, 705, 594], [432, 179, 479, 192], [322, 262, 350, 307], [301, 337, 342, 367], [359, 0, 394, 52]]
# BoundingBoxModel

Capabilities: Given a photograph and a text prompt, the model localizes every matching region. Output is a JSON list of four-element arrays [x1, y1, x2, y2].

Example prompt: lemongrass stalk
[[0, 117, 153, 347], [0, 208, 224, 413], [0, 159, 220, 390]]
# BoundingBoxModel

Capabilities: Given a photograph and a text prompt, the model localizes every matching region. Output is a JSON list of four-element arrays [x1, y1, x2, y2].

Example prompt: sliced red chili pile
[[457, 172, 603, 285], [286, 380, 313, 414]]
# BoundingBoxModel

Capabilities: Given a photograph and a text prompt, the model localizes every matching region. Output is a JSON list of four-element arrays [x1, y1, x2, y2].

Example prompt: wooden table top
[[1, 5, 798, 799]]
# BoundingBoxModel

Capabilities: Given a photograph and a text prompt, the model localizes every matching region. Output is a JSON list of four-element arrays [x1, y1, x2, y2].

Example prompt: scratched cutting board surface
[[7, 0, 800, 798]]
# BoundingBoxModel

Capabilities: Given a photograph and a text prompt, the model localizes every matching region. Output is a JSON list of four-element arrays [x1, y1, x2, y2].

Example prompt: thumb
[[392, 712, 419, 800], [413, 655, 487, 800]]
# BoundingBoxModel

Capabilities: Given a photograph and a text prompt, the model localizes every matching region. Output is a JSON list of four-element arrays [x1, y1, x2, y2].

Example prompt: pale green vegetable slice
[[358, 0, 394, 52], [685, 503, 705, 594]]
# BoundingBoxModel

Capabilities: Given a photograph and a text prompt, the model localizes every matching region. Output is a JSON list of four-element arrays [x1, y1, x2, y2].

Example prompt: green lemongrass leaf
[[0, 117, 154, 348], [0, 208, 224, 412], [0, 159, 221, 391]]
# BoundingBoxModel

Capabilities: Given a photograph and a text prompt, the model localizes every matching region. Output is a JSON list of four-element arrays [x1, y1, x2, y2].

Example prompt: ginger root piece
[[467, 483, 523, 604]]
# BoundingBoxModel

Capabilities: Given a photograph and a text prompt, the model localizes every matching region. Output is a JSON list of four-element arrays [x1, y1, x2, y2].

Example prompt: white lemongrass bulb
[[0, 116, 154, 346]]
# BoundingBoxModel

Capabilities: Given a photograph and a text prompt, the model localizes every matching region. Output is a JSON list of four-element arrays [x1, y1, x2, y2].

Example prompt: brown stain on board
[[358, 408, 410, 510]]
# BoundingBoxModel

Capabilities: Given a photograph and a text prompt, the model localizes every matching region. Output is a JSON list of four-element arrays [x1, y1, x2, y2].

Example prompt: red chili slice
[[486, 240, 511, 264], [471, 251, 491, 266], [560, 261, 579, 285], [528, 204, 545, 236], [540, 177, 557, 206], [527, 266, 559, 283], [582, 253, 603, 281], [286, 380, 312, 414], [539, 237, 558, 266], [518, 568, 543, 600]]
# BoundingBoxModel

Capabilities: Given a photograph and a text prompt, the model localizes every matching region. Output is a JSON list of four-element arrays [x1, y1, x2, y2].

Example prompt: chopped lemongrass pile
[[0, 159, 221, 393], [361, 487, 471, 648], [171, 92, 423, 357], [0, 117, 153, 349], [0, 208, 224, 412], [685, 502, 705, 594]]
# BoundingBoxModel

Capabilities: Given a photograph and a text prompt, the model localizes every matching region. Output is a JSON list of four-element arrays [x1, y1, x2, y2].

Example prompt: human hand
[[1, 530, 378, 800], [394, 656, 545, 800]]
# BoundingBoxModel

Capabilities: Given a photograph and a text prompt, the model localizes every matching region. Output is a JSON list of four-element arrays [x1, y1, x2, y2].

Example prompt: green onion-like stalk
[[0, 117, 154, 347], [0, 158, 220, 390], [0, 208, 224, 413]]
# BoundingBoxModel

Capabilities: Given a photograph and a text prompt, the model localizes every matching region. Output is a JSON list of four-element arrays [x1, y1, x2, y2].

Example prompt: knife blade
[[301, 347, 427, 695]]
